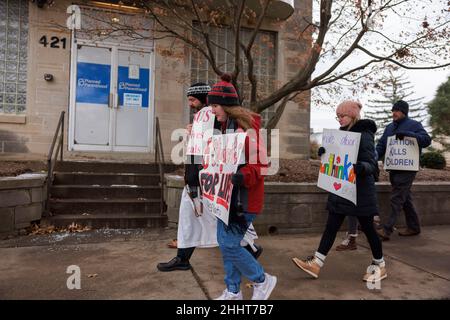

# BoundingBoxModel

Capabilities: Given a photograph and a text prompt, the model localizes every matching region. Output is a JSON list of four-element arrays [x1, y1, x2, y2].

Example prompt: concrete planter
[[0, 174, 47, 236], [165, 175, 450, 235]]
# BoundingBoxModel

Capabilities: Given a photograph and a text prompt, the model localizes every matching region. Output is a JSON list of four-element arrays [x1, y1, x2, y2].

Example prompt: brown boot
[[336, 235, 357, 251], [398, 228, 420, 236]]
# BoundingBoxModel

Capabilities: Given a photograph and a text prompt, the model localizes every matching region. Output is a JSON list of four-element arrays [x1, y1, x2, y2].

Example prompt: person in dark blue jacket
[[375, 100, 431, 241]]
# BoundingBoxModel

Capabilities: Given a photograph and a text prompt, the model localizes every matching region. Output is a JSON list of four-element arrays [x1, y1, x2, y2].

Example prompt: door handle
[[108, 93, 113, 108]]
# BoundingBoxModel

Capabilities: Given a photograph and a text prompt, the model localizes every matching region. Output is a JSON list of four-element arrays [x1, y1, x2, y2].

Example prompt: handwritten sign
[[317, 129, 361, 204], [199, 133, 247, 225], [383, 135, 419, 171], [186, 107, 216, 156]]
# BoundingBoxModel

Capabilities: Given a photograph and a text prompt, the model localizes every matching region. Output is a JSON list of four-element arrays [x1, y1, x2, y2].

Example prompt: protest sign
[[199, 133, 247, 225], [383, 135, 419, 171], [186, 106, 215, 156], [317, 129, 361, 204]]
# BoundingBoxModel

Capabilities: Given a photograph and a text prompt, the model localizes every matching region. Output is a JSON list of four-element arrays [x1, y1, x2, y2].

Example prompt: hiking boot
[[245, 244, 263, 260], [363, 263, 387, 282], [292, 256, 321, 279], [376, 228, 390, 241], [251, 273, 277, 300], [398, 228, 420, 236], [157, 257, 191, 272], [214, 289, 243, 300], [336, 235, 357, 251]]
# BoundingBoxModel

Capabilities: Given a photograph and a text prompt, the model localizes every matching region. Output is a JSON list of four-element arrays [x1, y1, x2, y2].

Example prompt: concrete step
[[53, 172, 161, 186], [54, 161, 179, 174], [50, 185, 162, 199], [49, 198, 162, 215], [46, 213, 167, 229]]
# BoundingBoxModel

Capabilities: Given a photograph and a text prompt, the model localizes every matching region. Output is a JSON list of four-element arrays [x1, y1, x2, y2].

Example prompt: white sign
[[128, 65, 140, 80], [123, 93, 142, 107], [383, 135, 419, 171], [317, 129, 361, 205], [199, 133, 247, 225], [186, 106, 216, 156]]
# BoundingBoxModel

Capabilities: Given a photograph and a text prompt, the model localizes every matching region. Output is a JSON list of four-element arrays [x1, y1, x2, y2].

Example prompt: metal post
[[60, 112, 65, 161]]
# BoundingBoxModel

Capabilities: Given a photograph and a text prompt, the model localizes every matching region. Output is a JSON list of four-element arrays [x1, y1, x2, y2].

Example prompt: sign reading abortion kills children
[[383, 135, 419, 171], [186, 107, 216, 156], [317, 129, 361, 204], [199, 133, 246, 225]]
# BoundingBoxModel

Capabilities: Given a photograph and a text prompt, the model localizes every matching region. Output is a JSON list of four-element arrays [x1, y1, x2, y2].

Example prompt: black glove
[[231, 171, 245, 187], [353, 162, 364, 175], [318, 146, 326, 157], [395, 133, 405, 140]]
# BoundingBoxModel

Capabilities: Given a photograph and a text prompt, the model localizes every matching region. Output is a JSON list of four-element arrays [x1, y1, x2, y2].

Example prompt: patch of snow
[[110, 184, 139, 188]]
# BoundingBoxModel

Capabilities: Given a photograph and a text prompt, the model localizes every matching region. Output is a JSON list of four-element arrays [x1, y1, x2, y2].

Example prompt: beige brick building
[[0, 0, 312, 163]]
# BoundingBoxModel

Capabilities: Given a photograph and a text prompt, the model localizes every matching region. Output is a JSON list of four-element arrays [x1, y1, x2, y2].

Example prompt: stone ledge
[[165, 175, 450, 193], [165, 175, 450, 235], [0, 114, 26, 124], [0, 174, 47, 190]]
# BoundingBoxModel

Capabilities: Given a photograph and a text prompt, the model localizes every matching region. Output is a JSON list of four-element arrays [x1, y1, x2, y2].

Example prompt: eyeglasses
[[335, 114, 348, 120]]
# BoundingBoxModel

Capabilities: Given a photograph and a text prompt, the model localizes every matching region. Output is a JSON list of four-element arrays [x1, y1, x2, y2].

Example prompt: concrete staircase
[[47, 161, 177, 229]]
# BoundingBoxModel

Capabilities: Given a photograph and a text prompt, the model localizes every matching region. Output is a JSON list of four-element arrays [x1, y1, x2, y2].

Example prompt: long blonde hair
[[224, 106, 258, 130]]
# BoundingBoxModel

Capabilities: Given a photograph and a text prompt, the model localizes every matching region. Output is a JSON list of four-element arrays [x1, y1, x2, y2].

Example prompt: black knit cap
[[392, 100, 409, 116], [187, 82, 211, 105], [207, 74, 240, 106]]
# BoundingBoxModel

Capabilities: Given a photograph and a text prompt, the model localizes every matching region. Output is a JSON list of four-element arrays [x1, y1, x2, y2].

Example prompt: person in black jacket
[[292, 101, 386, 283], [375, 100, 431, 241]]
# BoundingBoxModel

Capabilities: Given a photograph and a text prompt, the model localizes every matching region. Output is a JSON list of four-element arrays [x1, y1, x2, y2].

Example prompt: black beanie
[[392, 100, 409, 116], [187, 82, 211, 105]]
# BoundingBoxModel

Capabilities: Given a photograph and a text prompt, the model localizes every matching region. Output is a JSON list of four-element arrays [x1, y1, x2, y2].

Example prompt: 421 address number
[[39, 35, 67, 49]]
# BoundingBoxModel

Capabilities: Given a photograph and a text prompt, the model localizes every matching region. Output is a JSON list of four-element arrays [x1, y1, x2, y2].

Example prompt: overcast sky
[[310, 1, 450, 133]]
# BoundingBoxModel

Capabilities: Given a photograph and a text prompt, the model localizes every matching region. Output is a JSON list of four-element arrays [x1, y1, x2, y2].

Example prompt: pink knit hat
[[336, 100, 362, 119]]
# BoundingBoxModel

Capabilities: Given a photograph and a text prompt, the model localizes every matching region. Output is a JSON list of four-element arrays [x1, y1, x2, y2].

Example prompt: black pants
[[318, 213, 383, 260], [177, 247, 195, 262], [384, 171, 420, 234]]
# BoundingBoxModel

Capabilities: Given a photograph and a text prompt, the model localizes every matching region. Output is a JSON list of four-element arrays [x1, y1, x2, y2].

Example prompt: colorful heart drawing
[[333, 182, 342, 191]]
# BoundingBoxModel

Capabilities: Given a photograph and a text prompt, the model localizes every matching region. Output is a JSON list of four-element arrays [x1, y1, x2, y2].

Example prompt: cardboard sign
[[199, 133, 247, 225], [383, 135, 419, 171], [186, 106, 216, 156], [317, 129, 361, 204]]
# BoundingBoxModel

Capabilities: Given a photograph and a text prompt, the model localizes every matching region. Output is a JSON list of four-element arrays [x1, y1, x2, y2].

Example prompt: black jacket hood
[[349, 119, 377, 134]]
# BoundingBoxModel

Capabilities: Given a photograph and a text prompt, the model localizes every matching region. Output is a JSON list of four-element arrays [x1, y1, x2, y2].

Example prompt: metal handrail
[[45, 111, 65, 215], [154, 117, 166, 214]]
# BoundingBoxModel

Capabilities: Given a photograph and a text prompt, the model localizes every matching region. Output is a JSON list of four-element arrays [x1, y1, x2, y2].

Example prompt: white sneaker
[[251, 273, 277, 300], [214, 289, 243, 300]]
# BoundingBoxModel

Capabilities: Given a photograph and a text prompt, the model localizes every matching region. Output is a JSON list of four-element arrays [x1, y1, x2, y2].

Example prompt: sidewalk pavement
[[0, 225, 449, 300]]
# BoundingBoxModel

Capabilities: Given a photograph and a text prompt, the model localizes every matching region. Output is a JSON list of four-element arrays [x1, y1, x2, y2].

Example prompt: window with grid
[[190, 23, 277, 125], [0, 0, 28, 114]]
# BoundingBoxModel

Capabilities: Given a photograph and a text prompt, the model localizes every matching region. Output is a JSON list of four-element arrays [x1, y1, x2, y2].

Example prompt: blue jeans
[[217, 213, 265, 293]]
